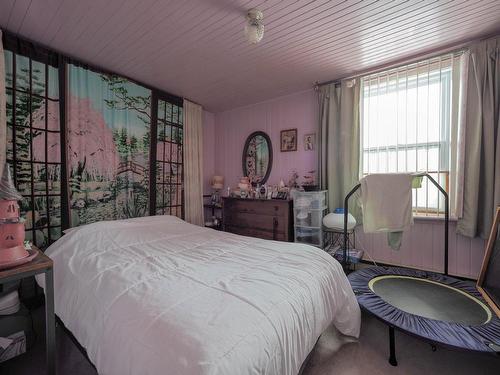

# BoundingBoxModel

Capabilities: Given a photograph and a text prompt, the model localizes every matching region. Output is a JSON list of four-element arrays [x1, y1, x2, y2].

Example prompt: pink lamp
[[0, 165, 28, 264]]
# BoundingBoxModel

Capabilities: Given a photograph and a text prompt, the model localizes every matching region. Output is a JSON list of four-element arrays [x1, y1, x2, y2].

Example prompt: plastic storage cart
[[293, 190, 328, 248]]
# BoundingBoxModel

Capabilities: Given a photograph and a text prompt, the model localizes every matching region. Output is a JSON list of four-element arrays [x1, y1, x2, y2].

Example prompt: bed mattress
[[40, 215, 360, 375]]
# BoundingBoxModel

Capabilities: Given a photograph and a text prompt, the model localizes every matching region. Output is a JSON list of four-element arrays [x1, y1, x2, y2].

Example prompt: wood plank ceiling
[[1, 0, 499, 112]]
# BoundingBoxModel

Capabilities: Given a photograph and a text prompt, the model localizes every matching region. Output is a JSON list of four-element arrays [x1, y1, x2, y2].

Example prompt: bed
[[39, 215, 360, 375]]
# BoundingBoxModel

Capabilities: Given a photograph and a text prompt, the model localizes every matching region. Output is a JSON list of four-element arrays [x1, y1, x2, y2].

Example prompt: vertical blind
[[360, 53, 463, 215]]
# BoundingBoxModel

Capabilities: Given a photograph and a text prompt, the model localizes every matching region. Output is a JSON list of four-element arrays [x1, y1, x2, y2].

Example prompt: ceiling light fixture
[[245, 9, 264, 44]]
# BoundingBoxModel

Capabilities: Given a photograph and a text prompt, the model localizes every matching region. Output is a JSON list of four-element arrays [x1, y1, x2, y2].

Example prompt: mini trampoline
[[343, 173, 500, 366]]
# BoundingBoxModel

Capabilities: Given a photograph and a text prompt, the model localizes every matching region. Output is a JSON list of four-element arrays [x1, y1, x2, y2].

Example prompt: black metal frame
[[343, 173, 449, 275], [154, 95, 185, 219], [344, 173, 450, 366], [4, 41, 65, 249]]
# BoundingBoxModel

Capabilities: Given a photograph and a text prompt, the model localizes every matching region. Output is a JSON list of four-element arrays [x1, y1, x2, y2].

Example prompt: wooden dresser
[[222, 197, 293, 241]]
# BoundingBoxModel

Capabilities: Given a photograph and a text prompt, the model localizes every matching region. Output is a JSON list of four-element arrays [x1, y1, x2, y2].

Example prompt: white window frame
[[359, 54, 460, 217]]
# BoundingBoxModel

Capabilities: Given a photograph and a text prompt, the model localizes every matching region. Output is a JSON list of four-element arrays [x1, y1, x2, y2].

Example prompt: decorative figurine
[[0, 165, 33, 267]]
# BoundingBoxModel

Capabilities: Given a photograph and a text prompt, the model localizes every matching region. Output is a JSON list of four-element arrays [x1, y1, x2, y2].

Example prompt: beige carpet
[[2, 309, 499, 375], [303, 313, 499, 375]]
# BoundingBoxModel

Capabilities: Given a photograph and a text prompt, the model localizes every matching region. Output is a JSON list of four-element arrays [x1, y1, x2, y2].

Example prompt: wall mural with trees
[[67, 65, 152, 227], [3, 37, 184, 248]]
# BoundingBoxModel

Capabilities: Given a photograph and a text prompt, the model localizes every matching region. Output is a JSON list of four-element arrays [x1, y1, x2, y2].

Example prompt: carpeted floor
[[1, 307, 499, 375]]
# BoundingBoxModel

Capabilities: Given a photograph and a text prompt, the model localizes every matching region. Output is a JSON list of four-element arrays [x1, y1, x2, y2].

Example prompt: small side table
[[0, 247, 55, 374]]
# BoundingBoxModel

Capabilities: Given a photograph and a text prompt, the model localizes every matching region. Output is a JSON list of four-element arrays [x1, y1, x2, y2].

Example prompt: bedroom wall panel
[[355, 220, 486, 279], [214, 89, 317, 188], [211, 88, 486, 280]]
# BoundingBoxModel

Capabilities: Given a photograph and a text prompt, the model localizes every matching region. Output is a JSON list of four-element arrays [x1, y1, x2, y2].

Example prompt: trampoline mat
[[369, 275, 491, 326]]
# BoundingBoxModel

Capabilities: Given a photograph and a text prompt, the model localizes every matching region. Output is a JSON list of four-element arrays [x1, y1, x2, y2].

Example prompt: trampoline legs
[[389, 326, 398, 366]]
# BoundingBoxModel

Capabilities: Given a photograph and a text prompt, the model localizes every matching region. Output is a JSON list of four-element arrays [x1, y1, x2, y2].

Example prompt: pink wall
[[213, 89, 318, 188], [205, 89, 485, 280], [356, 220, 485, 279]]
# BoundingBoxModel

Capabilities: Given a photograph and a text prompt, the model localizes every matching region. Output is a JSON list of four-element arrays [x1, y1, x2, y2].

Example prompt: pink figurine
[[0, 165, 29, 265]]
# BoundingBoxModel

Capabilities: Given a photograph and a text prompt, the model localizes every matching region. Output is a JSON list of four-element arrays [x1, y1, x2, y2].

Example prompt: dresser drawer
[[222, 198, 293, 242], [224, 225, 288, 241], [224, 212, 287, 232], [224, 199, 288, 217]]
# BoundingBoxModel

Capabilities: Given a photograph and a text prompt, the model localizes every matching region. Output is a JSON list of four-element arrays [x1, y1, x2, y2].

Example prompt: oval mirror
[[242, 131, 273, 185]]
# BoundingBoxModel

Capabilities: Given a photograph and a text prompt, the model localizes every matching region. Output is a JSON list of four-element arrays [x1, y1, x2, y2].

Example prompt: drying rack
[[343, 173, 449, 275]]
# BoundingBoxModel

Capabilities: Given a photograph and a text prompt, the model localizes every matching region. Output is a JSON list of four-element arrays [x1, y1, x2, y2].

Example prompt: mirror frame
[[242, 131, 273, 185]]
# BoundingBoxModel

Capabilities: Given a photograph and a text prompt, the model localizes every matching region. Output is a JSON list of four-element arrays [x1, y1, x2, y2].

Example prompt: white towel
[[360, 173, 414, 237]]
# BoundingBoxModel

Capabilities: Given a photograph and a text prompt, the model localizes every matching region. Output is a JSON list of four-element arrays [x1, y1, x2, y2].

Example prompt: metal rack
[[343, 173, 449, 274]]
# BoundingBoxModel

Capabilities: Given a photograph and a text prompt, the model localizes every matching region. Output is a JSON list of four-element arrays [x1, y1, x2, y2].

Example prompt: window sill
[[413, 214, 457, 222]]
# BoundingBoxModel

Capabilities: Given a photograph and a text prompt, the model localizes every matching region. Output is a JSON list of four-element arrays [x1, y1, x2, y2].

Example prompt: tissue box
[[0, 304, 34, 363], [0, 331, 26, 363]]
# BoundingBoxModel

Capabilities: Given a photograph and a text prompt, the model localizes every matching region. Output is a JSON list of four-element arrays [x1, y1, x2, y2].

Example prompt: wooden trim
[[2, 32, 59, 67], [476, 206, 500, 318], [0, 247, 52, 280]]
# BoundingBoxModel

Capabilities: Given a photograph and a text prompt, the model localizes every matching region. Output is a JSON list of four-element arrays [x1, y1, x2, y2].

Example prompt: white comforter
[[43, 215, 360, 375]]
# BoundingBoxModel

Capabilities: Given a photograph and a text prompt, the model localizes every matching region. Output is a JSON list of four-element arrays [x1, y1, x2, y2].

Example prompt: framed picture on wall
[[304, 133, 315, 151], [280, 128, 297, 152]]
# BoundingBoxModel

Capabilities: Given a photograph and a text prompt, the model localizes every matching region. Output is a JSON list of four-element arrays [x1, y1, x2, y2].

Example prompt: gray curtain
[[318, 79, 361, 217], [457, 36, 500, 238]]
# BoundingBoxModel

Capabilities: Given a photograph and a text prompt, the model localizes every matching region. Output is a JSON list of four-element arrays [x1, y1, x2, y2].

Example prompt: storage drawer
[[295, 227, 323, 246], [224, 199, 288, 217], [222, 197, 293, 242], [224, 212, 287, 233], [225, 225, 287, 241], [294, 209, 323, 227]]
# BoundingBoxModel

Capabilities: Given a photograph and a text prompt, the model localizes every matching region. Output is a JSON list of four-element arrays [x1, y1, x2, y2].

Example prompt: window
[[4, 49, 63, 248], [155, 98, 184, 218], [360, 54, 463, 216]]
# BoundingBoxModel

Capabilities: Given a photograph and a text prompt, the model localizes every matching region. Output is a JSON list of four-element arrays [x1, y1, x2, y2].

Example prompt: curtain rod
[[314, 38, 475, 89], [315, 30, 500, 88]]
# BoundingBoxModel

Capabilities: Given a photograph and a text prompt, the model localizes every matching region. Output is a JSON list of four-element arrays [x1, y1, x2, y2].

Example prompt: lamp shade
[[211, 176, 224, 190]]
